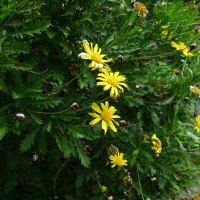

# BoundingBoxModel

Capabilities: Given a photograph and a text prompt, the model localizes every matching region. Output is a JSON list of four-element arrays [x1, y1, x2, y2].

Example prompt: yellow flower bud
[[101, 186, 107, 192]]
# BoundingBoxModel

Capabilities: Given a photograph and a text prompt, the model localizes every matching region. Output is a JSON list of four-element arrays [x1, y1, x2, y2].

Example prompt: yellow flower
[[194, 115, 200, 133], [167, 32, 173, 40], [144, 134, 149, 141], [162, 30, 168, 35], [171, 41, 193, 58], [96, 69, 127, 98], [78, 41, 113, 71], [109, 152, 128, 168], [101, 186, 107, 192], [62, 3, 65, 7], [151, 134, 162, 154], [88, 101, 120, 134], [190, 86, 200, 96]]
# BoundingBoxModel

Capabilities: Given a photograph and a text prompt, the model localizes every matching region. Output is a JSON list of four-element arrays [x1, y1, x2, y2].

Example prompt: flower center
[[116, 158, 123, 166], [101, 110, 112, 122], [107, 76, 118, 87], [91, 53, 102, 64]]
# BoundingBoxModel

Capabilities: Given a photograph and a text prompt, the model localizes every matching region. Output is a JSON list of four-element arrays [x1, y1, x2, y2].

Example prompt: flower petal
[[92, 102, 102, 114], [94, 44, 98, 53], [89, 118, 101, 125], [88, 112, 101, 118], [108, 120, 117, 132], [102, 120, 108, 134], [83, 42, 91, 55], [103, 84, 111, 91]]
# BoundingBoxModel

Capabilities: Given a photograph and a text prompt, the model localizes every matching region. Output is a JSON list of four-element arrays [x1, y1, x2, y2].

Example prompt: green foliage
[[0, 0, 200, 200]]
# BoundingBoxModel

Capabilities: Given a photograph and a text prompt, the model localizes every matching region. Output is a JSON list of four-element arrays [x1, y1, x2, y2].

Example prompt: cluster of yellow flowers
[[171, 41, 194, 58], [151, 134, 162, 154], [161, 26, 173, 41], [79, 41, 128, 168]]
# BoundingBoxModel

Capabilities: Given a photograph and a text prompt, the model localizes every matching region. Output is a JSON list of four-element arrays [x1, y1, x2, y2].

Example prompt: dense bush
[[0, 0, 199, 199]]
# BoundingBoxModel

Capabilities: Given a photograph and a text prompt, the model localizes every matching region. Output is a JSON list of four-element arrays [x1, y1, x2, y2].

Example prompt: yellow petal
[[112, 115, 120, 118], [102, 120, 108, 134], [110, 86, 115, 97], [92, 102, 102, 114], [114, 72, 119, 77], [88, 113, 101, 118], [83, 42, 91, 55], [119, 82, 128, 88], [96, 82, 107, 86], [98, 48, 101, 54], [108, 120, 117, 132], [94, 44, 98, 53], [78, 52, 91, 59], [103, 84, 111, 91], [89, 118, 101, 125], [105, 101, 109, 110], [103, 58, 113, 63]]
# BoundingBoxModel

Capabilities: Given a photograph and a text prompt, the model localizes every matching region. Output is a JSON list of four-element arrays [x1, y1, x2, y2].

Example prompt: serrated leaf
[[29, 112, 42, 125], [20, 129, 38, 152], [77, 149, 91, 168], [0, 126, 9, 140], [13, 20, 51, 37]]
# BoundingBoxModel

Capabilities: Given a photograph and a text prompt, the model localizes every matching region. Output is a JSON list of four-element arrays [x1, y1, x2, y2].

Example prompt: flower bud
[[119, 119, 127, 126], [32, 154, 38, 161], [124, 190, 132, 197], [101, 186, 107, 192], [84, 145, 92, 155], [115, 55, 123, 63], [15, 113, 25, 120], [81, 40, 88, 43], [184, 97, 189, 102], [135, 85, 140, 92], [71, 102, 79, 111], [151, 177, 157, 182], [107, 196, 113, 200], [190, 43, 197, 51], [131, 0, 136, 8]]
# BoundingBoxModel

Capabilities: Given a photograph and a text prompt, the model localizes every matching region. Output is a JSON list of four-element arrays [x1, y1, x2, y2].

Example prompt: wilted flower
[[194, 115, 200, 133], [144, 134, 149, 141], [89, 101, 120, 134], [133, 2, 148, 17], [151, 134, 162, 154], [109, 152, 128, 168], [96, 69, 127, 98], [69, 63, 79, 76], [78, 41, 113, 71], [108, 144, 119, 156], [15, 113, 25, 120]]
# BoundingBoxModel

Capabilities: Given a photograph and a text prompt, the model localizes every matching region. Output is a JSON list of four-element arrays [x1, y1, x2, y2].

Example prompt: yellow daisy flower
[[151, 134, 162, 154], [88, 101, 120, 134], [109, 152, 128, 168], [194, 115, 200, 133], [78, 41, 113, 71], [96, 69, 127, 98]]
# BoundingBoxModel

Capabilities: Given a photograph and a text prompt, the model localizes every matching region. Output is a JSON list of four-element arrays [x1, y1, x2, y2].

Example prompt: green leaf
[[13, 20, 51, 37], [0, 78, 7, 92], [77, 149, 91, 168], [20, 129, 38, 152], [0, 126, 9, 140], [29, 112, 42, 125], [151, 112, 160, 127]]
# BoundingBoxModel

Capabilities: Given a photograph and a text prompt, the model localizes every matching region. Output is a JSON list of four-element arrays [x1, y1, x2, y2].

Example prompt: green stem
[[137, 165, 144, 200]]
